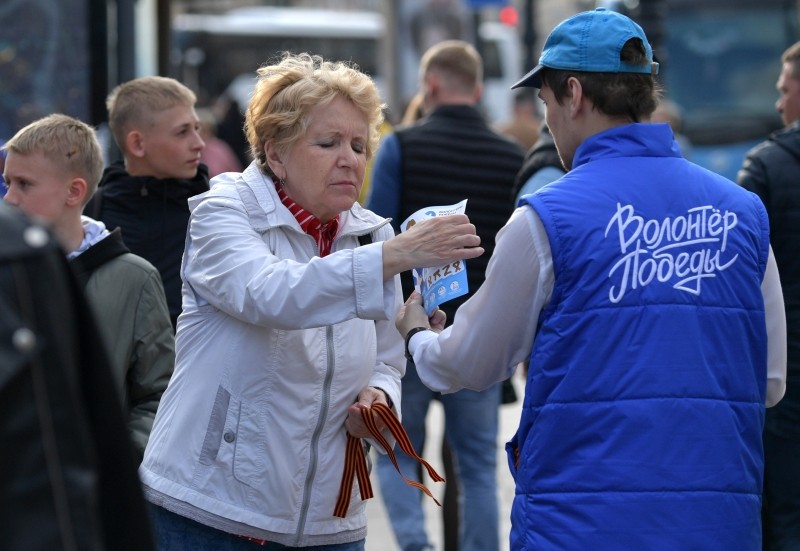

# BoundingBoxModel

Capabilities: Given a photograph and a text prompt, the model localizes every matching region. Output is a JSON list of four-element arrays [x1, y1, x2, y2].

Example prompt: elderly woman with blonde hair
[[140, 53, 482, 550]]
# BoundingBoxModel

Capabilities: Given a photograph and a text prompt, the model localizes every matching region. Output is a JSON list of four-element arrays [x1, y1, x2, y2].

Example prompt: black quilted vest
[[396, 104, 523, 322]]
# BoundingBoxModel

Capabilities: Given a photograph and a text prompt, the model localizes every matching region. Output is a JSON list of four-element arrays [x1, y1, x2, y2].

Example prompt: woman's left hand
[[345, 386, 390, 438]]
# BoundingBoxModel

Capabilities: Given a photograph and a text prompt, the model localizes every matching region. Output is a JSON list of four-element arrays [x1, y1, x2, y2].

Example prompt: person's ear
[[65, 177, 88, 207], [473, 81, 484, 103], [264, 140, 285, 180], [423, 72, 439, 103], [126, 130, 146, 158], [566, 77, 583, 117]]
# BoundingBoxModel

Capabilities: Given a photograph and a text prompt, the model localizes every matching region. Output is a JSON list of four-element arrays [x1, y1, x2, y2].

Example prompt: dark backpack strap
[[357, 233, 373, 247]]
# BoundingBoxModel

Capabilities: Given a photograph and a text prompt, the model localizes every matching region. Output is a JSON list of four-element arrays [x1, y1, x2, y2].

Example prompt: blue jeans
[[762, 376, 800, 550], [376, 360, 501, 551], [149, 504, 365, 550]]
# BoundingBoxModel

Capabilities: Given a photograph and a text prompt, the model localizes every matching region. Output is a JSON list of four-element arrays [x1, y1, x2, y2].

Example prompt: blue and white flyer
[[400, 199, 469, 315]]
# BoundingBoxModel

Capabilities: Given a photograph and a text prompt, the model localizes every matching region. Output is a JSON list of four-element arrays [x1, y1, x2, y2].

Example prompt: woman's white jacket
[[140, 163, 405, 547]]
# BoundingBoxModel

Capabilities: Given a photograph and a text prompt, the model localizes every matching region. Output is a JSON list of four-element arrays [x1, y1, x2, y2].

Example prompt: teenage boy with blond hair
[[87, 76, 209, 327], [3, 113, 175, 461]]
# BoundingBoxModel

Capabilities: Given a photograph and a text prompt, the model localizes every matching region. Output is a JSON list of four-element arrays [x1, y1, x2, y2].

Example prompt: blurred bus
[[394, 0, 523, 123], [601, 0, 800, 180], [171, 6, 386, 109], [171, 4, 522, 125]]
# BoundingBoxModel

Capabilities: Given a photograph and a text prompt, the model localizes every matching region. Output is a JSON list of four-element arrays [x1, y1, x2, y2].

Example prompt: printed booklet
[[400, 199, 469, 315]]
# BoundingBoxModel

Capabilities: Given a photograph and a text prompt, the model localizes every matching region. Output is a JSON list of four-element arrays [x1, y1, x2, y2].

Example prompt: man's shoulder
[[489, 129, 526, 157], [80, 231, 155, 275], [97, 161, 130, 187], [85, 250, 163, 299], [97, 162, 210, 196], [747, 122, 800, 160], [104, 250, 159, 274], [82, 250, 168, 329], [400, 108, 523, 153]]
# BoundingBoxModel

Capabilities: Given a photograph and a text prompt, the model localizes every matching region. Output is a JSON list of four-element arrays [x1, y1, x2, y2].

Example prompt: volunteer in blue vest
[[395, 8, 787, 550]]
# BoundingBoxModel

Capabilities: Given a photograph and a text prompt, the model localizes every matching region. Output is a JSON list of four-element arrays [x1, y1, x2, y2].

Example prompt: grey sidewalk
[[365, 372, 524, 551]]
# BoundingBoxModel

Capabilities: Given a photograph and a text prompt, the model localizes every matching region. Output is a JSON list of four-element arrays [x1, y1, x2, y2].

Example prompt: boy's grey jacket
[[71, 226, 175, 459]]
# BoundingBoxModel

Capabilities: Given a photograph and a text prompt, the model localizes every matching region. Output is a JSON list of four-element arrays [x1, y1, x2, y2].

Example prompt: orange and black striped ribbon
[[333, 402, 445, 518]]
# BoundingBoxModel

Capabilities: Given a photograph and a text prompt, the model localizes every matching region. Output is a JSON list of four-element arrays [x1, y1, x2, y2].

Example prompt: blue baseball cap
[[512, 7, 659, 89]]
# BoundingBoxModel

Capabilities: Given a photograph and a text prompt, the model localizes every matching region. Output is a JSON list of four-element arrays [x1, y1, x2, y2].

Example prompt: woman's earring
[[279, 177, 286, 188]]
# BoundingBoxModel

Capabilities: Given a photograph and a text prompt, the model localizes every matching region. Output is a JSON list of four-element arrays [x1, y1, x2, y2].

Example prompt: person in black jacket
[[737, 40, 800, 550], [86, 76, 209, 328], [510, 123, 565, 207], [0, 202, 155, 551]]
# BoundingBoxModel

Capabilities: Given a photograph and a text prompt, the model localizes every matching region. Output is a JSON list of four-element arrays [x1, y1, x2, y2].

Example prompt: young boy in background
[[3, 113, 175, 461], [87, 76, 209, 327]]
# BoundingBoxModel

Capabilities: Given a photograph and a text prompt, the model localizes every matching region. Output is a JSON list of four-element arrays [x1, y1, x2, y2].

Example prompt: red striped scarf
[[275, 180, 339, 257]]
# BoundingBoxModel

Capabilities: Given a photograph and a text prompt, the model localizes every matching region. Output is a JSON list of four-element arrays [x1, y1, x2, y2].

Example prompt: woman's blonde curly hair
[[245, 52, 385, 178]]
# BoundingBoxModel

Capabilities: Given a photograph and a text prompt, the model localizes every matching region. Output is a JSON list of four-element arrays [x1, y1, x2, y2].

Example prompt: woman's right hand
[[382, 214, 484, 280]]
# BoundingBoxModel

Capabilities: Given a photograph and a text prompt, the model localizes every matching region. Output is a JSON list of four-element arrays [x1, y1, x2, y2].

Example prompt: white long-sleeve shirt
[[409, 206, 787, 407]]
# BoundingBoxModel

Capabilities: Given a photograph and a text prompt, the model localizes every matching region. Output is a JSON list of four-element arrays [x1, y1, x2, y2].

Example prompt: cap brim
[[511, 64, 544, 89]]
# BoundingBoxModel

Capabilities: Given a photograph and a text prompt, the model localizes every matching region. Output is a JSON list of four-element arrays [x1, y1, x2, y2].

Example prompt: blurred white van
[[171, 5, 521, 124], [171, 6, 386, 106], [478, 20, 523, 124]]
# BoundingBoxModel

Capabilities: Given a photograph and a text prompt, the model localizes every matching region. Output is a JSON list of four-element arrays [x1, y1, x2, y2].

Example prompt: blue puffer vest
[[509, 123, 770, 550]]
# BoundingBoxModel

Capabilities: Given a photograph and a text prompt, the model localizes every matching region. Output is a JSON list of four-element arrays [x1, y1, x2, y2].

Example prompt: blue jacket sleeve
[[515, 166, 566, 206], [365, 133, 402, 232]]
